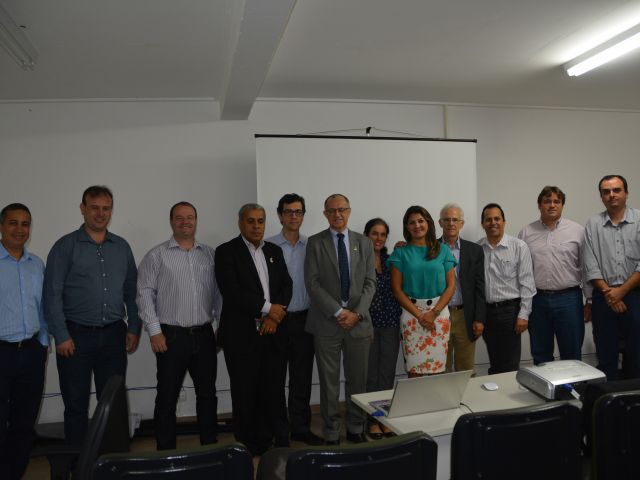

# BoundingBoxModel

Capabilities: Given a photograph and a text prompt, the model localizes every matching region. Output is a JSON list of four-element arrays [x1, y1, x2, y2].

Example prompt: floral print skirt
[[400, 297, 450, 375]]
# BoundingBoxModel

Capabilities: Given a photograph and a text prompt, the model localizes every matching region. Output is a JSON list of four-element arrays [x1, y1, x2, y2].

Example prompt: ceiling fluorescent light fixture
[[564, 23, 640, 76], [0, 4, 38, 70]]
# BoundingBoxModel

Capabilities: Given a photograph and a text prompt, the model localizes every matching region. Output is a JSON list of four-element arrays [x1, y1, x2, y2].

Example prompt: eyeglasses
[[282, 209, 305, 217], [325, 207, 351, 215], [441, 217, 462, 224]]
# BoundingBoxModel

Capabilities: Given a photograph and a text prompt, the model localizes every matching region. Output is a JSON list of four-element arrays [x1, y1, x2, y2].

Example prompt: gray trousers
[[366, 326, 400, 392], [314, 331, 370, 441]]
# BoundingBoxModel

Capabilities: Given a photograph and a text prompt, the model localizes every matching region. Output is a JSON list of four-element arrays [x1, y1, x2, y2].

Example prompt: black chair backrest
[[451, 402, 582, 480], [592, 389, 640, 480], [284, 431, 437, 480], [75, 374, 130, 478], [581, 378, 640, 456], [92, 443, 254, 479]]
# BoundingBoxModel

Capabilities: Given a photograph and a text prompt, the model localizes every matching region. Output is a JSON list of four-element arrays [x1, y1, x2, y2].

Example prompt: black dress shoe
[[346, 432, 367, 443], [367, 429, 384, 440], [291, 431, 324, 446], [325, 439, 340, 446]]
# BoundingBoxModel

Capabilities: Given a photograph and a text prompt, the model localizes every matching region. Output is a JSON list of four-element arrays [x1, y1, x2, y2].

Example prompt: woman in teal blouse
[[389, 205, 456, 376]]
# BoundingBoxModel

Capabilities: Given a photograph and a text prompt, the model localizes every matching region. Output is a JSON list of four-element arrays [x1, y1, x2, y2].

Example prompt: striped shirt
[[137, 237, 222, 337], [266, 231, 310, 312], [583, 207, 640, 286], [478, 234, 536, 320], [0, 243, 49, 345], [241, 236, 272, 315]]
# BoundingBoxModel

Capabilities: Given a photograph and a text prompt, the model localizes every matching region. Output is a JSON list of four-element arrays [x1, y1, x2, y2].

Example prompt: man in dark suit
[[214, 203, 292, 456], [304, 194, 376, 445], [438, 203, 486, 373]]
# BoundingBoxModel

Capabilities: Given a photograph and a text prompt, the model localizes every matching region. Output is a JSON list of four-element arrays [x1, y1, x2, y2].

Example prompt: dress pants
[[224, 334, 289, 455], [483, 300, 521, 374], [366, 326, 399, 392], [592, 289, 640, 380], [0, 337, 47, 480], [529, 288, 584, 365], [314, 331, 370, 442], [445, 307, 477, 373], [154, 323, 218, 450], [57, 320, 127, 444], [282, 311, 315, 436]]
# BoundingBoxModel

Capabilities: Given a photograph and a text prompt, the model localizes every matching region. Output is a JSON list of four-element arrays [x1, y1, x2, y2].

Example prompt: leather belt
[[0, 334, 39, 348], [486, 298, 520, 308], [537, 286, 580, 295]]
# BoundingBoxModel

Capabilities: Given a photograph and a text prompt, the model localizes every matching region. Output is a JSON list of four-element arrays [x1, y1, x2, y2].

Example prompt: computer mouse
[[482, 382, 499, 391]]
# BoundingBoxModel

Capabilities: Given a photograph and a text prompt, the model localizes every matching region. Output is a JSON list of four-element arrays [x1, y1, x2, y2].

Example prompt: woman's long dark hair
[[364, 217, 390, 255], [402, 205, 440, 260]]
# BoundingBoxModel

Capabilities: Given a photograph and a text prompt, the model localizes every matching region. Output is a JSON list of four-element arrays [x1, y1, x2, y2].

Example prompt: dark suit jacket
[[214, 235, 292, 353], [440, 237, 487, 342]]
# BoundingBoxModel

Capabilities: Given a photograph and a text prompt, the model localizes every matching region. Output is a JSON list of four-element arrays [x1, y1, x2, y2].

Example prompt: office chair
[[592, 389, 640, 480], [256, 431, 437, 480], [32, 374, 130, 479], [92, 443, 253, 479], [581, 378, 640, 456], [451, 402, 582, 480]]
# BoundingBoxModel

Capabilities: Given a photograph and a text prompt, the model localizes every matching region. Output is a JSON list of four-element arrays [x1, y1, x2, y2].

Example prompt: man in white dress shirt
[[137, 201, 222, 450], [479, 203, 536, 374]]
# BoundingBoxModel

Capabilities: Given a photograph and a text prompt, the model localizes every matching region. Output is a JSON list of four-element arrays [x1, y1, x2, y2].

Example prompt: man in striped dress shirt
[[137, 201, 222, 450], [478, 203, 536, 374]]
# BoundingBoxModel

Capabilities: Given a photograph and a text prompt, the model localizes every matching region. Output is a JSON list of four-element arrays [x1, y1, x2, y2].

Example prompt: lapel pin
[[269, 257, 274, 263]]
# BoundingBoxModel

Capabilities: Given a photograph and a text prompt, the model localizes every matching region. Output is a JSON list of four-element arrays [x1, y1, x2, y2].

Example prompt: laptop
[[369, 370, 473, 418]]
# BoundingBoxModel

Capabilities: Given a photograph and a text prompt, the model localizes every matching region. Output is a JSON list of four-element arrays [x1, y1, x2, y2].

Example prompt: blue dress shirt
[[0, 243, 49, 346], [266, 231, 310, 312], [44, 226, 140, 344]]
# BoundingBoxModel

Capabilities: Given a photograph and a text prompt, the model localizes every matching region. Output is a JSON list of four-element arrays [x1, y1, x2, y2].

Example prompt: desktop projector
[[516, 360, 606, 400]]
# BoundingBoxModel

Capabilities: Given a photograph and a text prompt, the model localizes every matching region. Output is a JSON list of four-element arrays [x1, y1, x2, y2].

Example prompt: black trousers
[[484, 300, 521, 374], [154, 324, 218, 450], [224, 335, 288, 455], [282, 311, 315, 435], [0, 337, 47, 480]]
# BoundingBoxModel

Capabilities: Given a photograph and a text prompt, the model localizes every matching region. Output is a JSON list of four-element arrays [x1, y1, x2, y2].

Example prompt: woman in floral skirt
[[388, 206, 456, 376]]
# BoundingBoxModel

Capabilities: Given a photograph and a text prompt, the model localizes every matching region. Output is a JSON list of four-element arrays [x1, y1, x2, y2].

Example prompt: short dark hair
[[598, 174, 628, 193], [277, 193, 306, 215], [364, 217, 390, 255], [82, 185, 113, 205], [402, 206, 440, 260], [0, 203, 31, 224], [170, 201, 198, 219], [537, 186, 566, 205], [481, 203, 505, 223], [324, 194, 350, 210]]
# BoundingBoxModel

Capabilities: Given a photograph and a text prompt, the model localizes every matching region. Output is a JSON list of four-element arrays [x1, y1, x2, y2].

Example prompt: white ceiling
[[2, 0, 640, 118]]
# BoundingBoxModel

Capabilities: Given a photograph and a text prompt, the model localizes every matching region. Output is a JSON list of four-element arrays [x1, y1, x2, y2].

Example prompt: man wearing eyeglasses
[[583, 175, 640, 379], [266, 194, 323, 446], [304, 194, 376, 445], [438, 203, 486, 374]]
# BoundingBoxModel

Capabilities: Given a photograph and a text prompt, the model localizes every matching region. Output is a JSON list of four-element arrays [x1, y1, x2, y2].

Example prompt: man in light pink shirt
[[518, 186, 590, 365]]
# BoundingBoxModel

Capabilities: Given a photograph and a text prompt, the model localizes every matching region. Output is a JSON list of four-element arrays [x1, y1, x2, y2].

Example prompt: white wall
[[1, 98, 638, 423]]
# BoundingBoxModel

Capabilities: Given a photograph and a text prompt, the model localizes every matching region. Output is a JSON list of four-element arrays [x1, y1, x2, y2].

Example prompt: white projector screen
[[256, 135, 478, 245]]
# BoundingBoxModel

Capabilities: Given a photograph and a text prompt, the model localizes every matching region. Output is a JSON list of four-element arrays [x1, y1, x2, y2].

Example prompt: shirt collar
[[602, 207, 634, 226], [538, 217, 562, 230], [77, 225, 114, 243], [0, 242, 31, 262], [241, 235, 264, 250], [441, 236, 460, 250], [168, 236, 201, 250], [273, 230, 307, 247]]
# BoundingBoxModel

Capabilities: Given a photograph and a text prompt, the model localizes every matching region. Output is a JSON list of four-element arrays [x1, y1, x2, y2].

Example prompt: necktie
[[337, 233, 350, 303]]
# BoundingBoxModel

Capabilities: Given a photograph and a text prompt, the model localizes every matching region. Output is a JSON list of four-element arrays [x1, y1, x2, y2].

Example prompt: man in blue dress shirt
[[266, 193, 323, 445], [44, 186, 141, 444], [0, 203, 49, 480]]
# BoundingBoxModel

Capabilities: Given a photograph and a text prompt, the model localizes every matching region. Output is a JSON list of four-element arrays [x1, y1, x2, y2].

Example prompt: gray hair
[[440, 202, 464, 220], [238, 203, 265, 219]]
